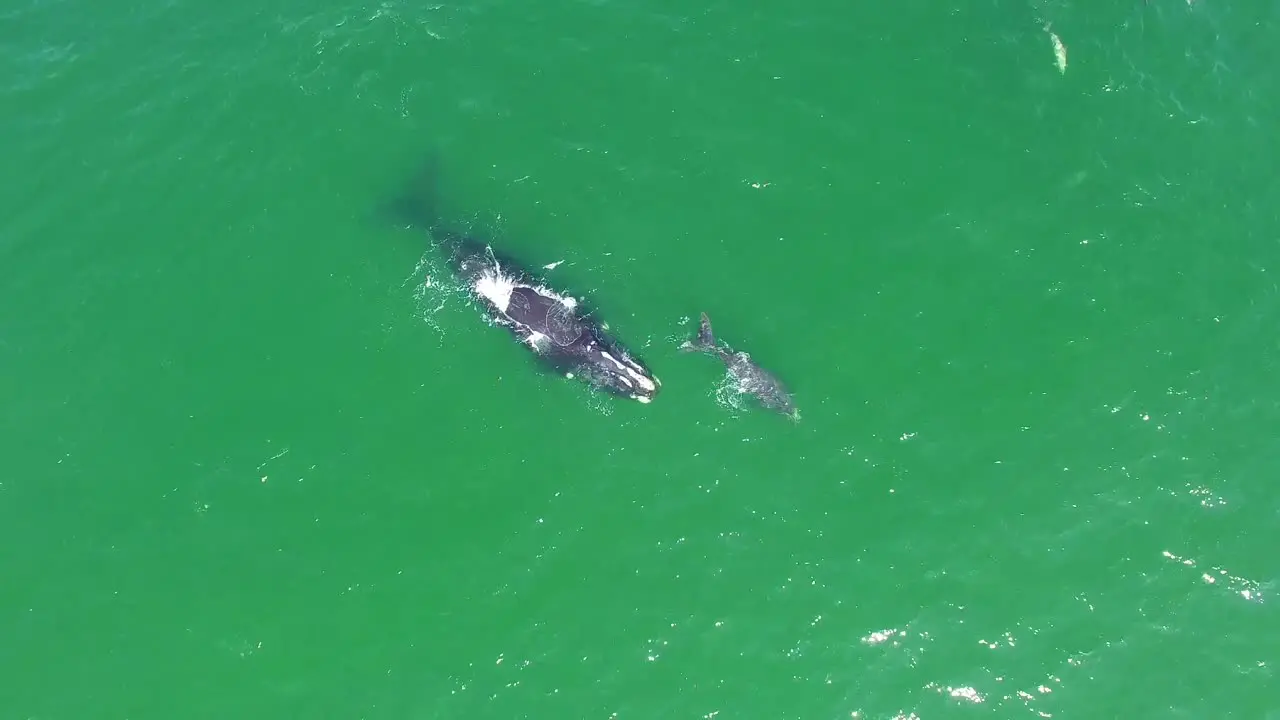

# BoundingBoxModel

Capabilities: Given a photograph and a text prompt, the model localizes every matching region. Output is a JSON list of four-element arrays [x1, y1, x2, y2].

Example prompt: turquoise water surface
[[3, 0, 1277, 717]]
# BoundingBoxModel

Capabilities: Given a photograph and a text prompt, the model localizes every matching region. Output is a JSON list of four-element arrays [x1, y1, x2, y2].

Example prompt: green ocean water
[[3, 0, 1278, 717]]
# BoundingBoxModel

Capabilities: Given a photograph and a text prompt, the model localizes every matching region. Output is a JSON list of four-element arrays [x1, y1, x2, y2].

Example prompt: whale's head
[[573, 336, 662, 404]]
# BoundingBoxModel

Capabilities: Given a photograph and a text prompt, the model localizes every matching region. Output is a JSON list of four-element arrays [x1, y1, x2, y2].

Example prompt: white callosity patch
[[599, 349, 657, 393]]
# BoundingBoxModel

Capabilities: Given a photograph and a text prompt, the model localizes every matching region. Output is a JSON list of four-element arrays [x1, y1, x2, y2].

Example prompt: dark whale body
[[443, 234, 660, 402], [385, 155, 660, 403]]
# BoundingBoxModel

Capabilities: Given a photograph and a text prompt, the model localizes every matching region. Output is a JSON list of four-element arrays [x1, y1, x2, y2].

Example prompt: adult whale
[[680, 312, 797, 418], [386, 156, 661, 404], [445, 236, 660, 402]]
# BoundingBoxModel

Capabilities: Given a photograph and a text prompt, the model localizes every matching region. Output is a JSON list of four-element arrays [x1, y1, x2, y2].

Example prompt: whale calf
[[680, 312, 797, 418]]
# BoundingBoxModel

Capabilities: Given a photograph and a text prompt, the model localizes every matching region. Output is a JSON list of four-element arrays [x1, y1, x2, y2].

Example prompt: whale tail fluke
[[680, 312, 718, 353], [696, 312, 716, 348], [379, 149, 484, 264], [380, 148, 448, 235]]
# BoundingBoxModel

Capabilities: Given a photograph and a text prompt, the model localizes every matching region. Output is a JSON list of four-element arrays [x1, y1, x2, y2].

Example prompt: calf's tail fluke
[[680, 312, 718, 352]]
